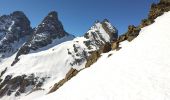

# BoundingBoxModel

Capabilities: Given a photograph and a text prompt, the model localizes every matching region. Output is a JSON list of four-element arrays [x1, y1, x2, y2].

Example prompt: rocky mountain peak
[[84, 20, 118, 43], [10, 11, 32, 36], [11, 11, 27, 18], [35, 11, 67, 38], [14, 11, 74, 64], [40, 11, 58, 26], [0, 11, 32, 58], [46, 11, 58, 19]]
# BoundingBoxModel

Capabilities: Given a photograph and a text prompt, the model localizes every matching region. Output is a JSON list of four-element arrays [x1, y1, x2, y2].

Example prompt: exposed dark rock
[[70, 48, 88, 67], [85, 51, 101, 68], [111, 40, 121, 51], [0, 74, 48, 98], [14, 11, 72, 65], [148, 1, 170, 23], [108, 53, 113, 57], [0, 67, 7, 78], [111, 0, 170, 51], [140, 19, 152, 28], [0, 11, 32, 57], [19, 11, 68, 50], [160, 0, 170, 3], [138, 0, 170, 30], [125, 25, 141, 42], [48, 68, 79, 93], [101, 19, 118, 41]]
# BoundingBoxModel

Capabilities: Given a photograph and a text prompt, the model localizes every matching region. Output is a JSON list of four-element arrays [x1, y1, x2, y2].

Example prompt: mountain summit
[[34, 11, 69, 40], [14, 11, 74, 64], [0, 11, 32, 58]]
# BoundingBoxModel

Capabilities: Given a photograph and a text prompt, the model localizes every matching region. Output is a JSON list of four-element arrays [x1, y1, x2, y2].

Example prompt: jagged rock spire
[[35, 11, 67, 38]]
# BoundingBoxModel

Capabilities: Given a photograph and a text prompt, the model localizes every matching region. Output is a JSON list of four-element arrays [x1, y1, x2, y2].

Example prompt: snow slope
[[35, 12, 170, 100]]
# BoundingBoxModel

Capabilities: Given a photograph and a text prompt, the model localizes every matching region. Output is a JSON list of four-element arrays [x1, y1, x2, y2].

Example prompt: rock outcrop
[[49, 68, 79, 93], [160, 0, 170, 3], [0, 74, 48, 98], [111, 0, 170, 50]]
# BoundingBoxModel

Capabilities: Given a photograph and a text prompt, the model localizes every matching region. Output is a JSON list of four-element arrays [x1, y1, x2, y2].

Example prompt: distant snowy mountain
[[34, 10, 170, 100], [0, 17, 117, 99], [0, 11, 32, 59]]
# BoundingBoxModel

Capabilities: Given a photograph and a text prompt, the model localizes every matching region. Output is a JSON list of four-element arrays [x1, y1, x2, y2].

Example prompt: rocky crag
[[111, 0, 170, 50]]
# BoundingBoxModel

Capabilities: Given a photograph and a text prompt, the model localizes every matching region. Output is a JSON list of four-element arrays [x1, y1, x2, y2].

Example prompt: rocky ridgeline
[[19, 11, 69, 51], [111, 0, 170, 50], [13, 11, 73, 66]]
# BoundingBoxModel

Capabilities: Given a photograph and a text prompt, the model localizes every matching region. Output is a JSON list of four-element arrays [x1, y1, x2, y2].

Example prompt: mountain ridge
[[1, 0, 169, 99], [13, 11, 74, 65]]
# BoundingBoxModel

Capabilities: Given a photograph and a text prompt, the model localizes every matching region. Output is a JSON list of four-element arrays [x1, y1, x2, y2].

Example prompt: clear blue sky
[[0, 0, 159, 36]]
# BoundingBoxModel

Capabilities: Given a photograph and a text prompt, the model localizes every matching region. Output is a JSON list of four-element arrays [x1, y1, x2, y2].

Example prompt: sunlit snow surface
[[34, 12, 170, 100]]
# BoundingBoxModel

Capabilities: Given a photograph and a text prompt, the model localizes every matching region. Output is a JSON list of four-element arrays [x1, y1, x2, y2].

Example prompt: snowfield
[[34, 12, 170, 100]]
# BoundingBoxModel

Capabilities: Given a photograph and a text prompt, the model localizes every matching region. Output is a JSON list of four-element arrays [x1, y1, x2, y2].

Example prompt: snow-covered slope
[[35, 11, 170, 100], [0, 20, 117, 99]]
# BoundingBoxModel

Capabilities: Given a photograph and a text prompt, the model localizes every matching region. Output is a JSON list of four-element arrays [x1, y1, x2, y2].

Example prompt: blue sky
[[0, 0, 159, 36]]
